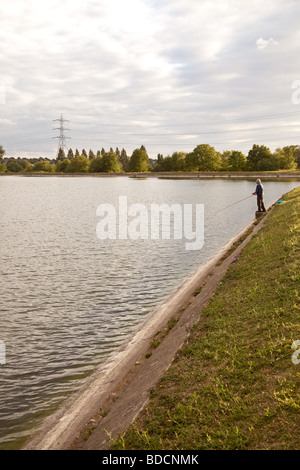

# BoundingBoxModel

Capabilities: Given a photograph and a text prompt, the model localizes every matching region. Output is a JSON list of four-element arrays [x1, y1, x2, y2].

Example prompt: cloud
[[256, 37, 279, 49], [0, 0, 300, 158]]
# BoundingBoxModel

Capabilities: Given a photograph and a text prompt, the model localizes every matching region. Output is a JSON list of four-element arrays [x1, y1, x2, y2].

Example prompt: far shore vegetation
[[0, 143, 300, 175]]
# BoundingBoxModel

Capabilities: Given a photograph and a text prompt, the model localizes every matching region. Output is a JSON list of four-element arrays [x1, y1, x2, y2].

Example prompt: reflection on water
[[0, 176, 298, 448]]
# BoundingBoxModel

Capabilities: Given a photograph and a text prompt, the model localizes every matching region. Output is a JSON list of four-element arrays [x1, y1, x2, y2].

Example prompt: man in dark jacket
[[253, 179, 266, 212]]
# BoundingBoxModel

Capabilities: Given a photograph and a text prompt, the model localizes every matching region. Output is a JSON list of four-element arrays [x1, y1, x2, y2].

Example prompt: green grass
[[112, 186, 300, 450]]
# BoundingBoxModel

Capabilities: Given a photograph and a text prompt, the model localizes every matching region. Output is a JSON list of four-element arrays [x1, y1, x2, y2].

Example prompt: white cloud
[[256, 37, 279, 49]]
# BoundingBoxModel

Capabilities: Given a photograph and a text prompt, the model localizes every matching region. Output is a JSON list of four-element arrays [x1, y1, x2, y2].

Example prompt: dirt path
[[23, 209, 272, 451]]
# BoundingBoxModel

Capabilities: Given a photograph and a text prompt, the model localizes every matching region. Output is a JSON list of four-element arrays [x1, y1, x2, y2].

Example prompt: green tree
[[82, 149, 88, 158], [246, 144, 272, 171], [171, 152, 186, 171], [21, 160, 33, 172], [220, 150, 231, 171], [101, 152, 121, 173], [67, 148, 74, 159], [256, 156, 278, 171], [57, 148, 65, 161], [154, 152, 185, 172], [33, 160, 54, 172], [89, 149, 95, 160], [75, 149, 80, 157], [89, 156, 103, 172], [120, 148, 129, 172], [275, 146, 297, 170], [157, 155, 173, 171], [140, 145, 148, 156], [6, 159, 24, 172], [185, 144, 221, 171], [0, 145, 5, 161], [271, 153, 284, 170], [293, 146, 300, 168], [228, 150, 247, 171], [68, 155, 89, 173], [129, 148, 148, 172], [56, 159, 71, 172], [147, 160, 153, 171]]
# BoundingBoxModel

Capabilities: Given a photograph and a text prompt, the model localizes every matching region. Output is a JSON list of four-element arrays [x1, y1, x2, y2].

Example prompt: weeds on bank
[[112, 187, 300, 450], [145, 316, 179, 359]]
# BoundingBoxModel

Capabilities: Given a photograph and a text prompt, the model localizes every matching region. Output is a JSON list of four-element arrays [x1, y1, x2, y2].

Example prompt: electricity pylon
[[53, 114, 70, 159]]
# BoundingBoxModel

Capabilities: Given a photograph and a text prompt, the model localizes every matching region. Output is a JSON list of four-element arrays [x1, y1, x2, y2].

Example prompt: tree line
[[155, 144, 299, 172], [0, 143, 299, 174]]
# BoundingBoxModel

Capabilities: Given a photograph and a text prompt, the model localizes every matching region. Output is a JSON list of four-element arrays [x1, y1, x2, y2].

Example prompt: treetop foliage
[[0, 143, 299, 174]]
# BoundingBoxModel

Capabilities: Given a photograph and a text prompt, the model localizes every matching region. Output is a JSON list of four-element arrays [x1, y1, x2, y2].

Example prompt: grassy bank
[[112, 187, 300, 450]]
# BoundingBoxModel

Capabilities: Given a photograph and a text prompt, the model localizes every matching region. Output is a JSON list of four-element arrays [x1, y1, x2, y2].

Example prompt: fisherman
[[253, 178, 266, 212]]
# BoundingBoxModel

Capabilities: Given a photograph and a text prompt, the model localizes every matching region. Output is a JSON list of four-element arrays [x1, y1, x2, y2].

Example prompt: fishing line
[[214, 195, 253, 214]]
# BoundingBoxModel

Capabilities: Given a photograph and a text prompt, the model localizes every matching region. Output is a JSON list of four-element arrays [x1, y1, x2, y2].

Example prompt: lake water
[[0, 175, 299, 449]]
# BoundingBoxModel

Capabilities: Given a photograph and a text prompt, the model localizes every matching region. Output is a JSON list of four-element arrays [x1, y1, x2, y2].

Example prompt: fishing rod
[[214, 195, 253, 213]]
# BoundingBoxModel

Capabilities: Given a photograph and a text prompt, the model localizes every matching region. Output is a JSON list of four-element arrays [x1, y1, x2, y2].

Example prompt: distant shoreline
[[1, 171, 300, 180]]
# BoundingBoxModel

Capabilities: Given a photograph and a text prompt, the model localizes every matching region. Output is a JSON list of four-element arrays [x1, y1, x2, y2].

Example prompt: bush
[[6, 159, 23, 172], [32, 160, 54, 172]]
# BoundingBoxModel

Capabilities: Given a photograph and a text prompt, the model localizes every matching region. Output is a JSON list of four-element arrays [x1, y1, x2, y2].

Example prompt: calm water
[[0, 175, 299, 448]]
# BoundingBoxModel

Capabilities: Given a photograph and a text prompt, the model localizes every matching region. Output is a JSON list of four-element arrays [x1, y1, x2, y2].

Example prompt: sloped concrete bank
[[23, 206, 274, 451]]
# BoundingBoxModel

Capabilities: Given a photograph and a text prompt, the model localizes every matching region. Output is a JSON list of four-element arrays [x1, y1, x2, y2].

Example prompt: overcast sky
[[1, 0, 300, 159]]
